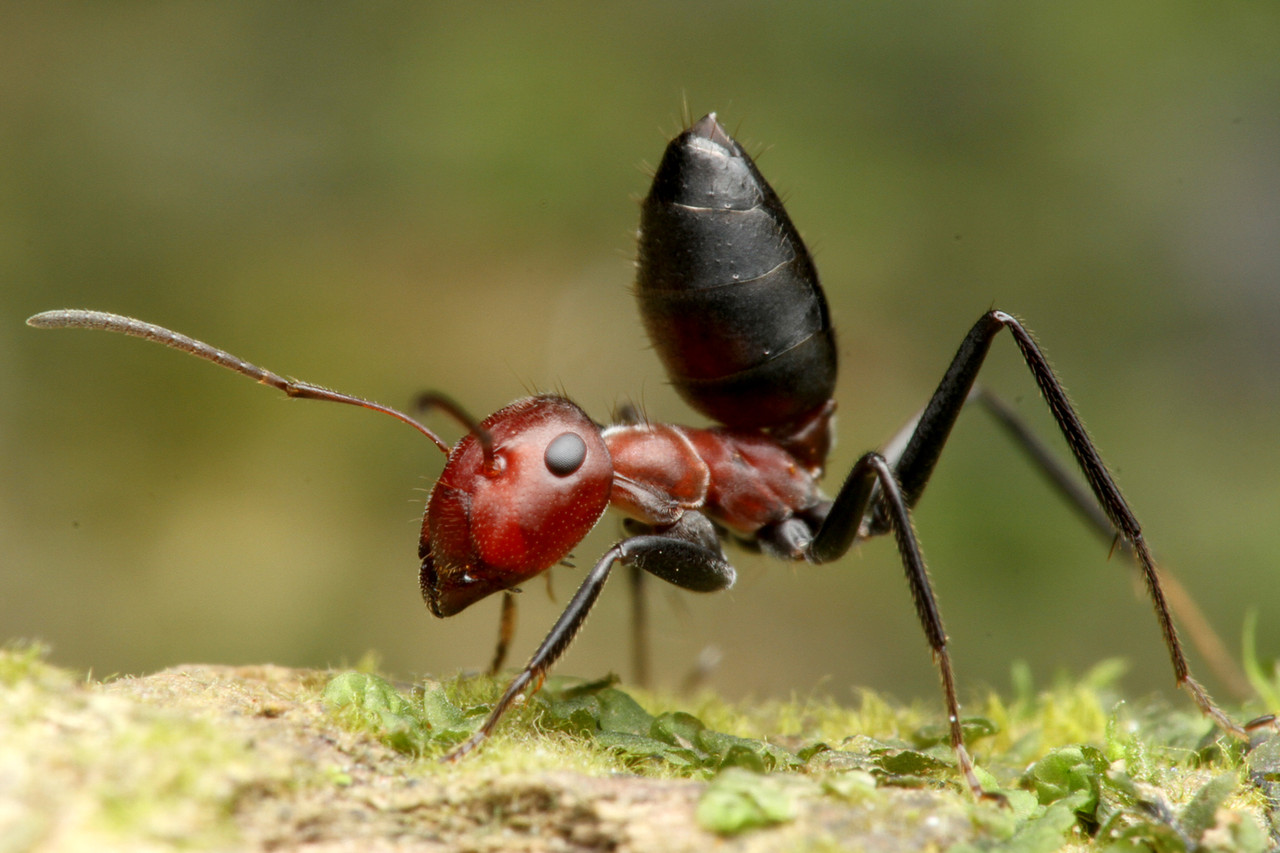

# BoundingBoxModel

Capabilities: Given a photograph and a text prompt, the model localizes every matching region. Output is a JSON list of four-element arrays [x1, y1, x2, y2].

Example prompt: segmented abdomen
[[636, 114, 837, 430]]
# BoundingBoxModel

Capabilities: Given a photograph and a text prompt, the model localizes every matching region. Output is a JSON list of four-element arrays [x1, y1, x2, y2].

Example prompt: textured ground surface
[[3, 649, 1276, 852]]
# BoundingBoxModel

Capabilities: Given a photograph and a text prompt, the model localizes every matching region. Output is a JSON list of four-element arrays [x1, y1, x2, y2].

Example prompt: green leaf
[[871, 746, 953, 778], [323, 672, 429, 755], [820, 770, 878, 802], [1110, 820, 1187, 853], [419, 682, 479, 742], [536, 678, 805, 774], [1178, 772, 1238, 843], [696, 728, 798, 772], [797, 741, 830, 762], [596, 730, 702, 766], [595, 687, 655, 737], [1242, 609, 1280, 712], [1005, 796, 1090, 853], [716, 743, 767, 773], [696, 768, 796, 835], [953, 792, 1089, 853], [910, 716, 1000, 749], [538, 690, 602, 735], [1024, 744, 1107, 819], [651, 711, 705, 749]]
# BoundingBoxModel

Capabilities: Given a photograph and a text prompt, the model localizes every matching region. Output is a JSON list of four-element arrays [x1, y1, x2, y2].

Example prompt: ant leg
[[620, 512, 732, 687], [444, 541, 628, 761], [973, 388, 1252, 700], [630, 512, 736, 592], [486, 592, 518, 675], [875, 310, 1254, 737], [880, 385, 1251, 700], [875, 385, 1131, 541], [443, 523, 735, 762], [629, 564, 650, 687], [807, 452, 1001, 802]]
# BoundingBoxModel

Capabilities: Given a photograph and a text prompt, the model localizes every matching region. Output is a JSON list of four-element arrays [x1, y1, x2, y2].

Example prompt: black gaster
[[636, 114, 837, 430]]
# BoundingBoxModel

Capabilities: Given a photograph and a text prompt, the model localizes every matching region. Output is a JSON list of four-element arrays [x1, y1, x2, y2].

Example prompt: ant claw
[[442, 735, 482, 764], [978, 790, 1012, 808]]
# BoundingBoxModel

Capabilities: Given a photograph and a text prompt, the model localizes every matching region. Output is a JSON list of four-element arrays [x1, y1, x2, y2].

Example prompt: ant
[[28, 113, 1273, 800]]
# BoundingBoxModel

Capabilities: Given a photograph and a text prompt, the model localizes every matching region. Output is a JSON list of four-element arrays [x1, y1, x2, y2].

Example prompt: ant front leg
[[487, 592, 518, 675], [615, 401, 654, 686], [443, 513, 735, 762]]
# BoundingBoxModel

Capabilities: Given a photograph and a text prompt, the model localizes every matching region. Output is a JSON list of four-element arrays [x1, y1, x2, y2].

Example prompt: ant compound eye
[[544, 432, 587, 477]]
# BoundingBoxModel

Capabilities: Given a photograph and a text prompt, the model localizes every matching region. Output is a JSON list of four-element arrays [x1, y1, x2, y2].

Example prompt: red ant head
[[418, 395, 613, 617]]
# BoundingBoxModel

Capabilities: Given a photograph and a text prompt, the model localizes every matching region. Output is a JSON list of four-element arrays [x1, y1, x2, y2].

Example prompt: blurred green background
[[4, 3, 1278, 713]]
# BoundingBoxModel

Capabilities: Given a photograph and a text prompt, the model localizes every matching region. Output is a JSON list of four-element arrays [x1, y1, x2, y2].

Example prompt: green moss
[[4, 642, 1275, 850], [319, 660, 1279, 849], [1243, 609, 1280, 713], [0, 645, 271, 849], [0, 640, 70, 689]]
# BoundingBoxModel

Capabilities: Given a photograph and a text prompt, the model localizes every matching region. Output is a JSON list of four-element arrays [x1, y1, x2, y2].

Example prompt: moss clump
[[3, 641, 1276, 851], [0, 643, 276, 849], [322, 661, 1279, 848]]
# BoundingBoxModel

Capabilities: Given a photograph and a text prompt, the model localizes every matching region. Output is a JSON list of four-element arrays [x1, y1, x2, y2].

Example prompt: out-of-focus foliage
[[5, 3, 1279, 710]]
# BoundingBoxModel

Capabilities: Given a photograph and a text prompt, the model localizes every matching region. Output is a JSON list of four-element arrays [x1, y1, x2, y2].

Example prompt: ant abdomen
[[635, 114, 837, 431]]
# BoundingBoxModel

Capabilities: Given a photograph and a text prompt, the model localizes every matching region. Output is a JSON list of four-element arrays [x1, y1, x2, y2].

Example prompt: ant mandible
[[28, 113, 1272, 801]]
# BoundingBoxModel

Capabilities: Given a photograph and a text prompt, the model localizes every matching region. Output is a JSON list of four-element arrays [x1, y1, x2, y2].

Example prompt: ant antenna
[[26, 310, 453, 456], [413, 391, 497, 471]]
